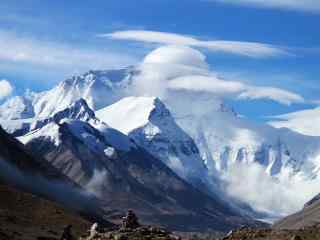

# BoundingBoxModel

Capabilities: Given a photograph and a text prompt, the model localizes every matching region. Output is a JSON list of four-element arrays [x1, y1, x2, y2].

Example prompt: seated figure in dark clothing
[[122, 209, 140, 229]]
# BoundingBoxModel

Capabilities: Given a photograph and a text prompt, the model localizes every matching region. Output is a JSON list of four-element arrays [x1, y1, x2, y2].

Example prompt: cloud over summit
[[133, 45, 303, 105]]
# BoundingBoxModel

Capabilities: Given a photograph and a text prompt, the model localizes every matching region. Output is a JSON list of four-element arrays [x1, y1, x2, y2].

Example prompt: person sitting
[[122, 209, 140, 229]]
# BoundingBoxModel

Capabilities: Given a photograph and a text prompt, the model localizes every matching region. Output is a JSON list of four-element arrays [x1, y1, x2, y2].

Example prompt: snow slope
[[97, 96, 155, 135], [170, 97, 320, 178], [0, 68, 135, 123], [0, 69, 136, 135], [33, 69, 135, 118], [19, 99, 134, 153], [97, 96, 211, 186]]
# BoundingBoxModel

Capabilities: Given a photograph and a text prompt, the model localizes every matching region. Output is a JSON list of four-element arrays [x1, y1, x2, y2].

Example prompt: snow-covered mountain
[[0, 68, 137, 136], [1, 57, 320, 217], [96, 96, 213, 188], [0, 68, 135, 122], [32, 68, 136, 118], [168, 94, 320, 178], [20, 99, 135, 154], [268, 107, 320, 137], [17, 99, 261, 231]]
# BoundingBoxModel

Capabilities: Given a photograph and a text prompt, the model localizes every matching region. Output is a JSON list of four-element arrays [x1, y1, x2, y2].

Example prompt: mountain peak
[[63, 67, 136, 87], [96, 96, 171, 135], [29, 98, 98, 133], [52, 98, 96, 123], [149, 97, 172, 120], [96, 96, 210, 185], [32, 67, 136, 118]]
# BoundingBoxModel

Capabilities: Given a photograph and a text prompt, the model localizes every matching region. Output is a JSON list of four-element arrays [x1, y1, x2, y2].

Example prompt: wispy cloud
[[101, 30, 289, 58], [0, 79, 13, 99], [169, 75, 304, 105], [0, 31, 137, 72], [211, 0, 320, 13], [238, 86, 304, 105]]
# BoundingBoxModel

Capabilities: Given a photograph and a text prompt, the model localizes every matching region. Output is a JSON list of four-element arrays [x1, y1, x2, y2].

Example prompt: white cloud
[[143, 45, 208, 69], [169, 75, 246, 94], [132, 45, 304, 105], [0, 80, 13, 99], [224, 162, 320, 216], [85, 169, 108, 198], [238, 86, 305, 105], [132, 45, 211, 98], [0, 31, 137, 72], [268, 107, 320, 136], [212, 0, 320, 12], [103, 30, 289, 58]]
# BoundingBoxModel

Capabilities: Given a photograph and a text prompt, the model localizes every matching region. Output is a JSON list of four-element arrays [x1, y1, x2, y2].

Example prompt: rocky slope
[[0, 123, 117, 239], [273, 193, 320, 230], [0, 184, 91, 240], [0, 124, 114, 229], [221, 226, 320, 240]]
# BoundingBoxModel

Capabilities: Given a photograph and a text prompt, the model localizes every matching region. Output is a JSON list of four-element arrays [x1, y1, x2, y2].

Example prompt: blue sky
[[0, 0, 319, 119]]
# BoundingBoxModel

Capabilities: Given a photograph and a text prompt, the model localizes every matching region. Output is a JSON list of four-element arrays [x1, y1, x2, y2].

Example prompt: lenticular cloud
[[132, 45, 303, 105]]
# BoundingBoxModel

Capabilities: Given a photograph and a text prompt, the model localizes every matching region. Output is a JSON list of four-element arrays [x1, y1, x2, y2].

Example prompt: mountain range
[[0, 64, 320, 230]]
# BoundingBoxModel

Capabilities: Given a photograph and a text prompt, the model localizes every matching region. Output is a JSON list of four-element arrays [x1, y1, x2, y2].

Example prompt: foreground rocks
[[80, 226, 182, 240], [79, 210, 181, 240], [221, 225, 320, 240]]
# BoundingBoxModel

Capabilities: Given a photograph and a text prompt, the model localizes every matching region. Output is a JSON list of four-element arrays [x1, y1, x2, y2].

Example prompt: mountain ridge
[[18, 98, 265, 231]]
